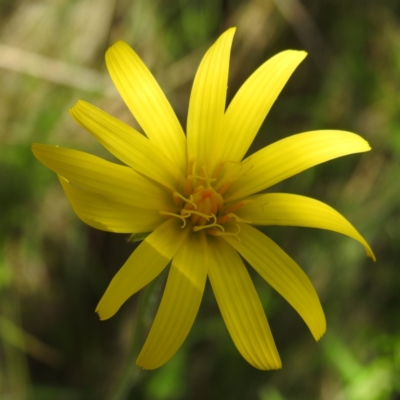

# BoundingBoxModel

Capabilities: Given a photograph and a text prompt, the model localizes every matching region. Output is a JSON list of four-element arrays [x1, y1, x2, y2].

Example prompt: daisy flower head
[[32, 28, 375, 370]]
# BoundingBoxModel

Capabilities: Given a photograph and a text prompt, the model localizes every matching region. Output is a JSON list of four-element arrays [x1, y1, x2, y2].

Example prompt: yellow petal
[[237, 193, 375, 260], [32, 144, 171, 210], [225, 130, 371, 202], [105, 41, 186, 172], [70, 101, 183, 191], [136, 232, 208, 370], [96, 219, 189, 320], [208, 237, 281, 370], [223, 223, 326, 341], [219, 50, 307, 163], [187, 28, 236, 168], [59, 176, 163, 233]]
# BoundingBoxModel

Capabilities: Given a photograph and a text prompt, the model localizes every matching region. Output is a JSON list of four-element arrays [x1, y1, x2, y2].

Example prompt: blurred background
[[0, 0, 399, 399]]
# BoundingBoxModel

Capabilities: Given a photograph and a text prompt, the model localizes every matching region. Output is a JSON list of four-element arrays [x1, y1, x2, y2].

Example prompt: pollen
[[162, 160, 245, 236]]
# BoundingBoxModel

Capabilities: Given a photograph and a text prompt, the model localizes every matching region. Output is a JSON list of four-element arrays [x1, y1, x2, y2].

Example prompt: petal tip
[[280, 49, 307, 61], [315, 328, 326, 342], [106, 40, 130, 60], [69, 105, 77, 119], [69, 100, 87, 120], [135, 360, 150, 370], [95, 307, 111, 321], [368, 248, 377, 262], [135, 356, 159, 370], [272, 360, 283, 371], [112, 40, 129, 48], [31, 142, 48, 158], [95, 299, 118, 321], [253, 354, 282, 371], [312, 317, 327, 342]]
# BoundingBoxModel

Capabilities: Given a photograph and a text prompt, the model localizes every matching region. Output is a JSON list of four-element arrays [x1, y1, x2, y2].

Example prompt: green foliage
[[0, 0, 399, 399]]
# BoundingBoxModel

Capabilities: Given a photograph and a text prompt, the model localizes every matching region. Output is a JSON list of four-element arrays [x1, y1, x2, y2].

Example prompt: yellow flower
[[32, 28, 375, 370]]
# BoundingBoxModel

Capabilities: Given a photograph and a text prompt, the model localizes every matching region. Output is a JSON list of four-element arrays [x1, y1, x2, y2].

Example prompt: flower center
[[160, 160, 248, 237], [182, 185, 223, 227]]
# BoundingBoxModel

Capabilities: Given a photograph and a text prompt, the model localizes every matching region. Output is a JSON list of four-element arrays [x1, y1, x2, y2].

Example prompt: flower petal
[[136, 232, 208, 370], [187, 28, 235, 168], [96, 219, 189, 320], [32, 144, 171, 210], [59, 176, 163, 233], [237, 193, 375, 260], [70, 101, 183, 191], [105, 41, 186, 172], [225, 130, 371, 202], [223, 224, 326, 341], [208, 237, 281, 370], [219, 50, 307, 163]]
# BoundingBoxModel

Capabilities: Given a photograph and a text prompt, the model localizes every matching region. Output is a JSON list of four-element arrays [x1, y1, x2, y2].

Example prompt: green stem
[[110, 275, 163, 400]]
